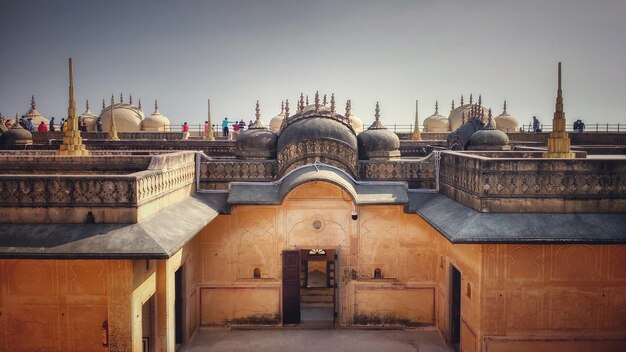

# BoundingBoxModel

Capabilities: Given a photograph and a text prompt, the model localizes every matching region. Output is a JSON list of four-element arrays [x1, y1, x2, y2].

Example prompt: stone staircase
[[301, 287, 334, 303]]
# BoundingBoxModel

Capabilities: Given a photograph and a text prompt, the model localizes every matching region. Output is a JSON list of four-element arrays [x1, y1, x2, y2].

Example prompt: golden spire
[[206, 99, 215, 140], [109, 94, 119, 140], [412, 99, 421, 140], [58, 58, 88, 155], [330, 93, 336, 113], [543, 62, 574, 158]]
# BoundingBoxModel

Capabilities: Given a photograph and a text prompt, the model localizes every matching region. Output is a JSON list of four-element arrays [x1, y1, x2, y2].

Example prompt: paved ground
[[185, 328, 452, 352]]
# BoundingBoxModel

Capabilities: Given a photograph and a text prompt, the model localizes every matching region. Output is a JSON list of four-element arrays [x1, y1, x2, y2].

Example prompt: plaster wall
[[0, 259, 130, 352], [480, 243, 626, 351]]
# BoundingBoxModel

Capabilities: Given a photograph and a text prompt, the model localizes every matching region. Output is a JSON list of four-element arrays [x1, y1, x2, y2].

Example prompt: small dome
[[269, 102, 286, 132], [357, 103, 400, 160], [23, 96, 49, 126], [423, 101, 450, 132], [235, 104, 278, 159], [99, 101, 144, 132], [347, 113, 364, 134], [2, 119, 33, 145], [468, 117, 510, 150], [141, 100, 171, 131], [494, 101, 519, 133], [79, 100, 97, 131]]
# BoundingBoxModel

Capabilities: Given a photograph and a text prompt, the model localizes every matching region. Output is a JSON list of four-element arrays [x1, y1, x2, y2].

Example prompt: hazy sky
[[1, 0, 625, 129]]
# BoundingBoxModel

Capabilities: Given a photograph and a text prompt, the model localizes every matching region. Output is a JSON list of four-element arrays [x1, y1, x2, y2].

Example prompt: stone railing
[[0, 151, 196, 208], [358, 158, 437, 189], [439, 151, 626, 212], [200, 160, 278, 182]]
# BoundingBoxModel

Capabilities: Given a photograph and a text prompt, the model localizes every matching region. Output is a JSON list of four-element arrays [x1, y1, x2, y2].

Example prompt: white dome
[[348, 113, 364, 134], [269, 113, 285, 132], [423, 102, 449, 132], [494, 102, 519, 133], [23, 96, 49, 126], [79, 101, 97, 131], [99, 103, 144, 132], [142, 110, 171, 131]]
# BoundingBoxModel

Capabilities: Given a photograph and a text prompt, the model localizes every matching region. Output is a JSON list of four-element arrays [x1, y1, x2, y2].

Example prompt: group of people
[[531, 116, 585, 133], [221, 118, 249, 138], [6, 116, 105, 133]]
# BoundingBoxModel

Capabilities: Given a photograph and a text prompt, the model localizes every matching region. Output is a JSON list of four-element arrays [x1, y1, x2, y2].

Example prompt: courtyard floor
[[185, 328, 452, 352]]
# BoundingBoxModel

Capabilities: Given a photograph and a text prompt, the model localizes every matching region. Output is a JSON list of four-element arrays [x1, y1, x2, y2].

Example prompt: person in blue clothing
[[222, 118, 230, 137]]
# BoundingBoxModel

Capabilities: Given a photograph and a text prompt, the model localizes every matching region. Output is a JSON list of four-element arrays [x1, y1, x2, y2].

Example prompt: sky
[[1, 0, 625, 129]]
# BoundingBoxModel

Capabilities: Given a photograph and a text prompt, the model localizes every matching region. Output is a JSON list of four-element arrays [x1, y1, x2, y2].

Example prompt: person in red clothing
[[182, 122, 190, 140], [37, 121, 48, 132], [232, 121, 240, 140]]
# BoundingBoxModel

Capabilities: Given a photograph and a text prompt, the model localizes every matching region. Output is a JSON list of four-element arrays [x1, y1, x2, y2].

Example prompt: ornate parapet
[[358, 157, 437, 189], [200, 160, 277, 182], [439, 151, 626, 212], [0, 151, 196, 223]]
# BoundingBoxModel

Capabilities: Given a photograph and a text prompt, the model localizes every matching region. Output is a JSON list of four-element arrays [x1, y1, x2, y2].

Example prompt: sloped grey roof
[[0, 193, 228, 259], [227, 163, 408, 205], [407, 192, 626, 243]]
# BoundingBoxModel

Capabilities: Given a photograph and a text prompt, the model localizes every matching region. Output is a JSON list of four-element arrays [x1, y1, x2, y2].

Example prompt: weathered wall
[[0, 259, 132, 352], [480, 244, 626, 351]]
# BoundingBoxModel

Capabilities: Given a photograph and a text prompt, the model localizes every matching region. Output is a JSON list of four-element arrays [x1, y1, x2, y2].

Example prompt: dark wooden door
[[282, 250, 301, 324], [174, 266, 184, 344], [450, 266, 461, 349]]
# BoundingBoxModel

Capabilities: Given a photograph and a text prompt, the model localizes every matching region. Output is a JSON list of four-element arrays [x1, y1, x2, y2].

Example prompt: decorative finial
[[375, 102, 381, 121], [451, 99, 455, 110], [280, 100, 284, 114], [503, 100, 507, 114], [154, 99, 159, 113], [249, 100, 265, 129], [86, 99, 90, 111], [102, 98, 106, 110], [413, 99, 421, 140], [129, 94, 133, 105], [330, 93, 336, 113], [462, 111, 466, 123], [306, 95, 309, 106], [345, 99, 352, 117], [314, 91, 320, 111], [469, 93, 473, 105], [109, 94, 119, 141], [435, 100, 439, 114], [323, 94, 327, 106], [299, 93, 305, 112], [284, 99, 290, 119], [31, 95, 36, 109], [120, 93, 123, 104], [478, 94, 482, 107], [460, 94, 464, 105], [255, 100, 261, 120], [486, 108, 494, 129], [138, 99, 142, 110]]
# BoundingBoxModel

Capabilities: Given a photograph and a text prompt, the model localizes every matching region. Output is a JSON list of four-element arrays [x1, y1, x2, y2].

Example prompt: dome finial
[[284, 99, 290, 119], [255, 100, 261, 121], [306, 95, 309, 106], [138, 99, 142, 110], [129, 94, 133, 105], [102, 98, 106, 111], [299, 93, 305, 112], [375, 101, 381, 121], [314, 91, 320, 111], [345, 99, 352, 117], [323, 94, 328, 106], [154, 99, 159, 113], [330, 93, 336, 113], [485, 108, 495, 130], [31, 95, 36, 109], [120, 93, 123, 104], [469, 93, 473, 105], [478, 94, 482, 107], [280, 100, 284, 114], [435, 100, 439, 114], [462, 111, 466, 123], [503, 100, 507, 114], [460, 94, 464, 105], [451, 99, 455, 111], [85, 99, 90, 111]]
